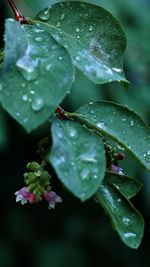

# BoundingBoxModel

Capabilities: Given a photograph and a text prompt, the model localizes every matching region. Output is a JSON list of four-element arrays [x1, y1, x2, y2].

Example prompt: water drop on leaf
[[31, 98, 45, 112], [38, 8, 51, 21]]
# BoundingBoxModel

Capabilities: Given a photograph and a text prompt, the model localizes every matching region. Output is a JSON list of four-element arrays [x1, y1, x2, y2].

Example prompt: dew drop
[[89, 101, 94, 105], [30, 90, 35, 95], [77, 35, 80, 39], [56, 22, 61, 27], [0, 83, 2, 91], [88, 25, 93, 32], [45, 64, 52, 71], [38, 8, 51, 21], [96, 122, 106, 129], [23, 118, 28, 124], [145, 151, 150, 163], [34, 36, 43, 42], [68, 128, 77, 138], [75, 27, 80, 32], [122, 217, 130, 225], [75, 56, 80, 61], [31, 98, 45, 112], [22, 94, 28, 101], [60, 13, 65, 20], [21, 82, 26, 88], [34, 28, 45, 33], [122, 118, 126, 122], [80, 168, 89, 180], [16, 56, 39, 81], [112, 67, 122, 73], [130, 120, 134, 127], [58, 56, 63, 60], [124, 232, 136, 238], [16, 112, 20, 117]]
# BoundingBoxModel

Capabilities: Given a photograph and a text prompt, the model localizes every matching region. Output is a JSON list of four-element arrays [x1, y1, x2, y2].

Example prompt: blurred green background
[[0, 0, 150, 266]]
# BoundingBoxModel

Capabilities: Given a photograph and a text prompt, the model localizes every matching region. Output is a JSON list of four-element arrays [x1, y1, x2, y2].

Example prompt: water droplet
[[124, 232, 136, 238], [31, 98, 45, 112], [34, 28, 45, 33], [56, 22, 61, 27], [68, 127, 77, 138], [117, 198, 121, 202], [58, 56, 63, 60], [122, 118, 126, 122], [80, 168, 89, 180], [22, 94, 28, 101], [112, 67, 122, 73], [130, 120, 134, 127], [93, 174, 98, 179], [79, 149, 97, 163], [122, 217, 130, 225], [23, 118, 28, 124], [60, 13, 65, 20], [91, 110, 94, 114], [96, 122, 106, 129], [38, 8, 51, 21], [75, 56, 80, 61], [89, 101, 94, 105], [0, 83, 2, 91], [16, 112, 20, 117], [16, 55, 39, 81], [145, 151, 150, 163], [75, 27, 80, 32], [21, 82, 26, 88], [77, 35, 80, 39], [88, 25, 93, 32], [34, 36, 43, 42], [30, 90, 35, 95], [45, 64, 52, 71]]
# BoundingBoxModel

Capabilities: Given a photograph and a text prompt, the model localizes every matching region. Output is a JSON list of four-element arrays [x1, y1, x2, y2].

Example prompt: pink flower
[[45, 191, 62, 209], [15, 187, 36, 205], [108, 165, 123, 175]]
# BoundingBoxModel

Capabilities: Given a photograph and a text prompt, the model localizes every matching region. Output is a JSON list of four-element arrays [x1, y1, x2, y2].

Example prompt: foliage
[[0, 0, 150, 250]]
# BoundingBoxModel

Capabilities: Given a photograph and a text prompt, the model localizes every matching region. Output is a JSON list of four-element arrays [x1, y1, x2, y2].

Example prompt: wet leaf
[[34, 2, 129, 85], [50, 117, 106, 201], [74, 101, 150, 172], [94, 180, 144, 249], [105, 171, 142, 199], [0, 19, 74, 132]]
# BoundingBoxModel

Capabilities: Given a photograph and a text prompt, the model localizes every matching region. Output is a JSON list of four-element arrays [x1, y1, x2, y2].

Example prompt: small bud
[[27, 162, 40, 171], [28, 193, 36, 204], [118, 153, 125, 160]]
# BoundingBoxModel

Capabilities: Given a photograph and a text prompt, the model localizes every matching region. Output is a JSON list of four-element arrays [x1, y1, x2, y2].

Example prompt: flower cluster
[[15, 161, 62, 210], [15, 187, 62, 209]]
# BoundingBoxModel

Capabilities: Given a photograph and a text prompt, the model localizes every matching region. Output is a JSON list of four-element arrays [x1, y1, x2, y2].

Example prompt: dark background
[[0, 0, 150, 266]]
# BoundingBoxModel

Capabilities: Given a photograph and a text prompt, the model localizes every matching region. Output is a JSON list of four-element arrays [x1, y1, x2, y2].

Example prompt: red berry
[[118, 153, 125, 160], [28, 193, 36, 204]]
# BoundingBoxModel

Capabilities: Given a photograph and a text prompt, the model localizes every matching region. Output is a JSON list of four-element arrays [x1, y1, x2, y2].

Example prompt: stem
[[8, 0, 32, 24]]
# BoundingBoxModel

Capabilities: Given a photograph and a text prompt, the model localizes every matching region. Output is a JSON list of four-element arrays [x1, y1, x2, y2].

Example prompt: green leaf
[[34, 1, 129, 85], [105, 171, 142, 199], [94, 180, 144, 249], [0, 19, 74, 132], [74, 101, 150, 172], [50, 117, 106, 201]]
